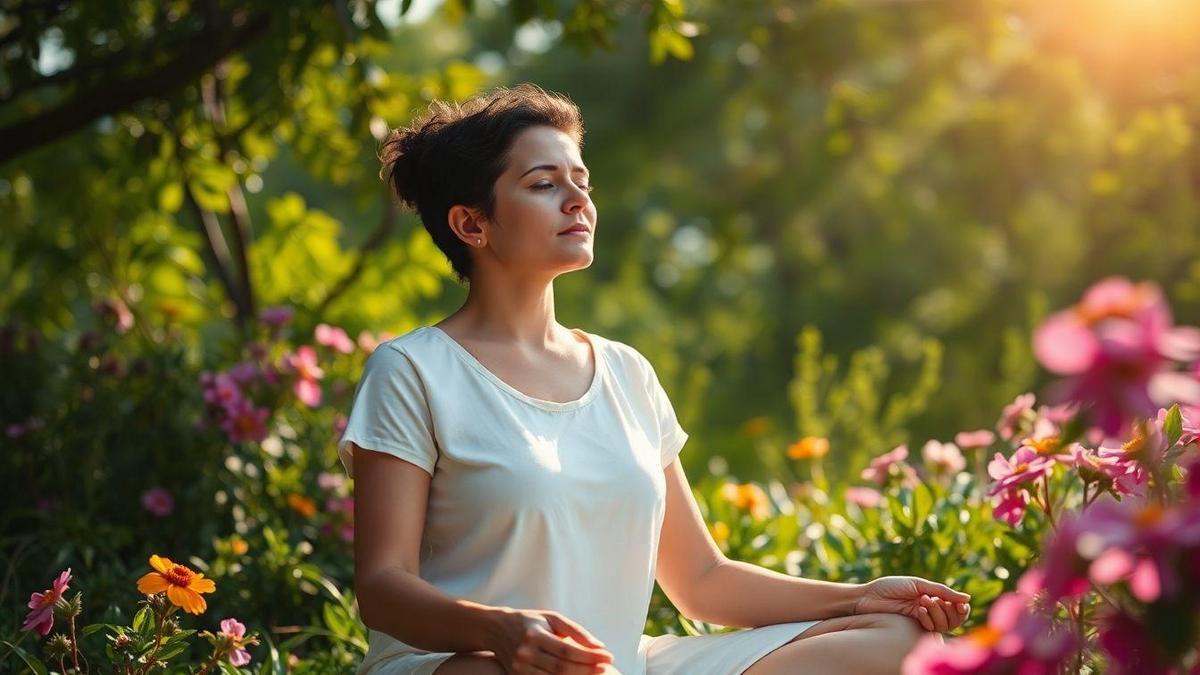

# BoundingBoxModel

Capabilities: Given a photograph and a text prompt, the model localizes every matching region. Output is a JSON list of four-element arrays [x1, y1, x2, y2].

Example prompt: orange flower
[[136, 555, 216, 614], [741, 416, 770, 439], [287, 493, 317, 518], [787, 436, 830, 460], [719, 482, 772, 520], [230, 537, 249, 556]]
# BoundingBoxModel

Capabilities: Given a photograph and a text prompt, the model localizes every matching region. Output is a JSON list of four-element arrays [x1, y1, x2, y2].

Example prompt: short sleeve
[[639, 353, 689, 468], [337, 343, 438, 479]]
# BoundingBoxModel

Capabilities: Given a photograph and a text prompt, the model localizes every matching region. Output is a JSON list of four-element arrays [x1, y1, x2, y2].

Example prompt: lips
[[558, 223, 591, 235]]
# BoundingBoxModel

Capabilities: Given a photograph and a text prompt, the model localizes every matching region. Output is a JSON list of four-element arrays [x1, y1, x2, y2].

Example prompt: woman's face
[[468, 125, 597, 280]]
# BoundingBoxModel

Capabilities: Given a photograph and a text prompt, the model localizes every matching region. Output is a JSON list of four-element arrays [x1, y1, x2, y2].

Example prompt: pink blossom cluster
[[200, 365, 274, 444], [1033, 277, 1200, 437], [317, 471, 354, 543], [906, 467, 1200, 674]]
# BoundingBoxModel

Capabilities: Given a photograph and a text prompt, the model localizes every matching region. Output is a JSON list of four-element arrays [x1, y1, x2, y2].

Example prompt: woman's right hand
[[491, 608, 615, 674]]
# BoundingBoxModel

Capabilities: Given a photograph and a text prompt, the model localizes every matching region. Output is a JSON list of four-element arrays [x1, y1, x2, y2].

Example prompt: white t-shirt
[[338, 325, 689, 674]]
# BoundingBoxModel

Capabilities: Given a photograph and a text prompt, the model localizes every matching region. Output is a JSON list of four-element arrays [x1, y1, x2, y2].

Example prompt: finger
[[539, 632, 613, 666], [923, 596, 951, 632], [938, 599, 964, 629], [916, 606, 935, 632], [546, 613, 609, 651], [920, 581, 971, 604], [958, 602, 971, 621]]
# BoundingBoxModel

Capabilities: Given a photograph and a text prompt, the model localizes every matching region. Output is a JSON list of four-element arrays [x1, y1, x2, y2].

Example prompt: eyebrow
[[520, 164, 589, 179]]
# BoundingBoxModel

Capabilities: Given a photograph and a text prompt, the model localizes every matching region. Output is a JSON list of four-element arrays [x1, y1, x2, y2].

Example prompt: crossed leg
[[741, 612, 934, 675], [431, 613, 931, 675]]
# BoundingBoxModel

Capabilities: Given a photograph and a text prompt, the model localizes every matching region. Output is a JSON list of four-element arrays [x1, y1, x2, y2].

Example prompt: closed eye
[[533, 183, 594, 193]]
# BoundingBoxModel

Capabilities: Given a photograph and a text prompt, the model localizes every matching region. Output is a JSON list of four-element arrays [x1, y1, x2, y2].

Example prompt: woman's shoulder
[[583, 330, 651, 379]]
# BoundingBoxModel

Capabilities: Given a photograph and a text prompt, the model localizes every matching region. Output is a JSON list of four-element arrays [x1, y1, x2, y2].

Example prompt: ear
[[447, 204, 488, 246]]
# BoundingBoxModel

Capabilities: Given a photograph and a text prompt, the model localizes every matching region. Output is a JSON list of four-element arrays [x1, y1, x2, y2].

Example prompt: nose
[[562, 183, 590, 214]]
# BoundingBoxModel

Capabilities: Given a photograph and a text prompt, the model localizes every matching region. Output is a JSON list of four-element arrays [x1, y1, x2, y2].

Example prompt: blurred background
[[3, 0, 1200, 669]]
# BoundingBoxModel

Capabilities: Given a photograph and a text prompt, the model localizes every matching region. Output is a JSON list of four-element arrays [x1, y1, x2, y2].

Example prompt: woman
[[338, 83, 970, 675]]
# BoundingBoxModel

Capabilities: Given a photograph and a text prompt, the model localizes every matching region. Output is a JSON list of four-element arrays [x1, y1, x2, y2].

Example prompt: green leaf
[[1163, 404, 1182, 447], [2, 641, 48, 675], [132, 606, 151, 634]]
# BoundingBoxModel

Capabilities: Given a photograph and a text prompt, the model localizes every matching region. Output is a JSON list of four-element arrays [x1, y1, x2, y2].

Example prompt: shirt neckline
[[423, 325, 606, 412]]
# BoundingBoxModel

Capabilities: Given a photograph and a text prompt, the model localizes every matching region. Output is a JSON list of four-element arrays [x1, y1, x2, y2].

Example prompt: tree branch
[[313, 194, 398, 318], [0, 9, 270, 164]]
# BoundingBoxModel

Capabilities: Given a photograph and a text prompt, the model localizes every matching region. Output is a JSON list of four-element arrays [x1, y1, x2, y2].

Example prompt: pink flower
[[142, 487, 175, 517], [953, 429, 995, 450], [1033, 277, 1200, 437], [226, 361, 259, 385], [1069, 444, 1143, 496], [260, 305, 294, 328], [220, 399, 270, 443], [997, 393, 1036, 441], [844, 486, 883, 508], [339, 523, 355, 543], [286, 346, 324, 407], [202, 373, 244, 411], [333, 413, 348, 437], [861, 444, 915, 486], [219, 618, 252, 666], [317, 472, 346, 491], [315, 324, 356, 354], [1097, 610, 1171, 672], [902, 591, 1074, 675], [921, 440, 966, 475], [992, 489, 1028, 526], [987, 446, 1055, 496], [22, 569, 72, 635], [95, 297, 134, 334], [1180, 404, 1199, 447]]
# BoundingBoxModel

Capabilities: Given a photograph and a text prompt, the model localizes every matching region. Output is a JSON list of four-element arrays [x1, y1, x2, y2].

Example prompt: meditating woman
[[338, 83, 971, 675]]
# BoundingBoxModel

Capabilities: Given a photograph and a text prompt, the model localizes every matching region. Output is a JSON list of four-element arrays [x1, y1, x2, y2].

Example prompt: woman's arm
[[656, 461, 968, 630], [656, 460, 860, 626], [354, 443, 511, 652]]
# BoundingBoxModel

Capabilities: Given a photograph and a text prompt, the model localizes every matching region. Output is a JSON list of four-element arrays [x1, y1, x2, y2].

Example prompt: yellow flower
[[136, 555, 216, 614], [787, 436, 830, 460], [287, 493, 317, 519], [719, 482, 772, 520], [709, 521, 730, 545], [1023, 436, 1061, 455], [741, 416, 770, 439]]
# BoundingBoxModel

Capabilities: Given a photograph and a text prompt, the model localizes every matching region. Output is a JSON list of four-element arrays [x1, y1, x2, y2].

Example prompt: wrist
[[480, 604, 519, 653], [849, 582, 870, 616]]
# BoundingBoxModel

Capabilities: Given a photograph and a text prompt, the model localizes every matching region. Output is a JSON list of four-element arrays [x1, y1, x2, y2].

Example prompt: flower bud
[[45, 633, 73, 660], [54, 592, 83, 620], [163, 617, 180, 636]]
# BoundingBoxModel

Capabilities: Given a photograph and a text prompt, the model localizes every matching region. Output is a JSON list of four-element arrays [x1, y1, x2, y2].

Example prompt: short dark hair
[[378, 83, 585, 284]]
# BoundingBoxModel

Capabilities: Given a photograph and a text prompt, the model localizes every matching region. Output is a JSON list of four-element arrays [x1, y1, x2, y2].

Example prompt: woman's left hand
[[853, 575, 971, 633]]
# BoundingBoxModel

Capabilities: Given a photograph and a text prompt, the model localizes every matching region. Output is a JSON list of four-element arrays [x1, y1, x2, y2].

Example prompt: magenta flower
[[226, 361, 259, 385], [141, 487, 175, 517], [1097, 610, 1172, 673], [997, 393, 1036, 441], [1180, 404, 1199, 447], [202, 372, 244, 411], [219, 618, 253, 666], [987, 446, 1055, 496], [260, 305, 294, 328], [844, 486, 883, 508], [286, 346, 324, 407], [953, 429, 995, 450], [1033, 277, 1200, 437], [315, 324, 356, 354], [22, 569, 72, 635], [921, 440, 966, 475], [902, 591, 1074, 675], [992, 489, 1028, 526], [1069, 444, 1144, 497], [219, 399, 270, 443]]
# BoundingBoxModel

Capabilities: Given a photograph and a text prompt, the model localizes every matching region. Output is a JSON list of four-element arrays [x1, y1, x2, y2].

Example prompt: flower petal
[[189, 575, 216, 594], [167, 585, 207, 614], [137, 572, 170, 595], [1034, 311, 1098, 375], [149, 554, 174, 574]]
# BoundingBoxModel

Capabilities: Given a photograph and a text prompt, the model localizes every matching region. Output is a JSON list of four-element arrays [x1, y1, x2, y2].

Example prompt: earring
[[475, 238, 482, 245]]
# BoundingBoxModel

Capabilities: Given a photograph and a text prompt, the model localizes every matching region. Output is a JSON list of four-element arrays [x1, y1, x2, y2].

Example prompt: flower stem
[[68, 614, 83, 674]]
